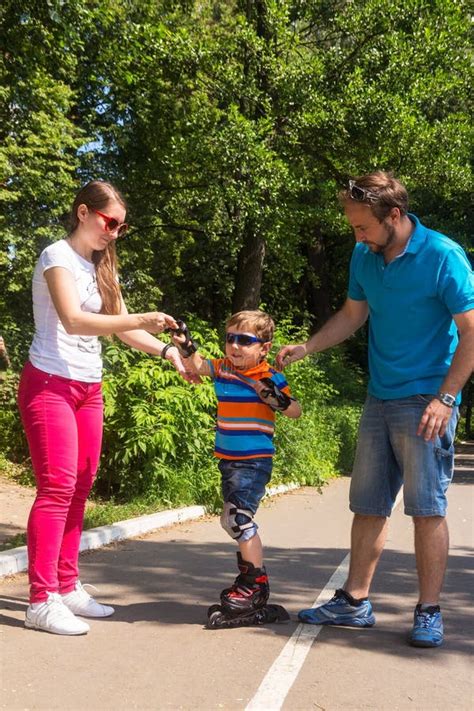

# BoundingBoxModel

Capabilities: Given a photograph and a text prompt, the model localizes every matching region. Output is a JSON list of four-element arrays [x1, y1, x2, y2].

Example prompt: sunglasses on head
[[92, 209, 128, 237], [348, 180, 379, 204], [225, 333, 264, 346]]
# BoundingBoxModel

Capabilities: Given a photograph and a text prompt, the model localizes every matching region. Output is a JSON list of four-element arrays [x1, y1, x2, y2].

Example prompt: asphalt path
[[0, 462, 472, 710]]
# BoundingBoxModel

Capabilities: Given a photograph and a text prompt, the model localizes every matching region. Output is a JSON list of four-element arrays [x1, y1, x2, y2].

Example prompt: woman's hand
[[139, 312, 179, 334], [164, 346, 201, 383]]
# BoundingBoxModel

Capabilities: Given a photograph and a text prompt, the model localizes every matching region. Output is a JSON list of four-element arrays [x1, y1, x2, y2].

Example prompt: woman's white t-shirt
[[29, 240, 103, 382]]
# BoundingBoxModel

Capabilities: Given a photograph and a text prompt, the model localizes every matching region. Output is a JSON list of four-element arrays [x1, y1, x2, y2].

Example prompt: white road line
[[246, 490, 404, 711], [245, 555, 349, 711]]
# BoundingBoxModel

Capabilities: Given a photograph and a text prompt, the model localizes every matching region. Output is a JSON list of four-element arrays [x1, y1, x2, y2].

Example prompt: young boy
[[170, 310, 301, 626]]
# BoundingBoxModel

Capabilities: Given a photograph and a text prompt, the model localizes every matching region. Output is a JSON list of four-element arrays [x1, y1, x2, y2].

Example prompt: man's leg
[[414, 515, 449, 604], [387, 396, 458, 647], [345, 514, 389, 599], [299, 396, 397, 627]]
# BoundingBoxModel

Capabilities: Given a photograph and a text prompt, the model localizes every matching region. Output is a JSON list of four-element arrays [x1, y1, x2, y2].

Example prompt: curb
[[0, 483, 299, 579]]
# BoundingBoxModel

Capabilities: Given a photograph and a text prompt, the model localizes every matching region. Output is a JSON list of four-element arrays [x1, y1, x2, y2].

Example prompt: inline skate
[[207, 553, 289, 629]]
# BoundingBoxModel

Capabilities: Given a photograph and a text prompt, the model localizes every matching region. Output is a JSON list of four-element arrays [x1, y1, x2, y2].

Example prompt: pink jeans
[[18, 361, 103, 603]]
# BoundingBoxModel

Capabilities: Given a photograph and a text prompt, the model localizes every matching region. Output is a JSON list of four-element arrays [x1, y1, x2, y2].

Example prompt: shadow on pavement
[[1, 538, 466, 655]]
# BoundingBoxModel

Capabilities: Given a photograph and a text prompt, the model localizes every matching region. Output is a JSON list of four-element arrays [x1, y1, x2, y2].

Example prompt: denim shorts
[[350, 395, 459, 518], [218, 458, 273, 541]]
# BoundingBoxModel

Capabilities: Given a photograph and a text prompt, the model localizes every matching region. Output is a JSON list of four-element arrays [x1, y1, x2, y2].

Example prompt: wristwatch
[[435, 392, 456, 408]]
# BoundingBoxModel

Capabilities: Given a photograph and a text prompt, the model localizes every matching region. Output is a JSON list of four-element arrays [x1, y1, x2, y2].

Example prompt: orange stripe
[[214, 453, 273, 460], [218, 402, 275, 420]]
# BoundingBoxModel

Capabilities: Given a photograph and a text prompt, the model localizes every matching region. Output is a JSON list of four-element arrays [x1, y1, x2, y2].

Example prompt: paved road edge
[[0, 482, 299, 578]]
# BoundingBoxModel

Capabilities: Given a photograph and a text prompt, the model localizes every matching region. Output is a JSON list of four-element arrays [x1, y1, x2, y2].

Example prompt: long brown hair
[[69, 180, 125, 315]]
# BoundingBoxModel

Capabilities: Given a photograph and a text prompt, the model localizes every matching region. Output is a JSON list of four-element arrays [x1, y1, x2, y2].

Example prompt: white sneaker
[[62, 581, 115, 618], [25, 593, 90, 635]]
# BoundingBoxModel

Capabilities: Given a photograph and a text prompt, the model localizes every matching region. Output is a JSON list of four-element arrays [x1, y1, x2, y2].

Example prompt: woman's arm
[[45, 267, 177, 335], [116, 300, 200, 383], [116, 299, 169, 354]]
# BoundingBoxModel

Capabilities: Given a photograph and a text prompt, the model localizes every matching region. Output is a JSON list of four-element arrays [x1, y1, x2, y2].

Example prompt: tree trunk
[[305, 235, 332, 328], [231, 0, 270, 313], [232, 222, 265, 312]]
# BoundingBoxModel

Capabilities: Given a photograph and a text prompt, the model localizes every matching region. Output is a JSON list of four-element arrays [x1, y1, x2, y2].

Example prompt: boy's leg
[[238, 533, 263, 569], [219, 457, 272, 551], [216, 459, 272, 613]]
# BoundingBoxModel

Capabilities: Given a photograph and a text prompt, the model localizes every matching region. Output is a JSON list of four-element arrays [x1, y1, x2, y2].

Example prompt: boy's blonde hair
[[226, 310, 274, 342]]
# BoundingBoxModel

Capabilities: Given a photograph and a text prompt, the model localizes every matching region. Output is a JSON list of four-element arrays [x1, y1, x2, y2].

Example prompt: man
[[277, 171, 474, 647]]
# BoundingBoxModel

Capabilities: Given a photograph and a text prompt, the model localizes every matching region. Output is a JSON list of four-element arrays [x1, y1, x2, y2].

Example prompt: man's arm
[[417, 309, 474, 441], [276, 298, 369, 369]]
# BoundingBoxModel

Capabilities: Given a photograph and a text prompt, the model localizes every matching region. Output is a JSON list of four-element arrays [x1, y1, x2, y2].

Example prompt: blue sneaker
[[410, 605, 443, 647], [298, 589, 376, 627]]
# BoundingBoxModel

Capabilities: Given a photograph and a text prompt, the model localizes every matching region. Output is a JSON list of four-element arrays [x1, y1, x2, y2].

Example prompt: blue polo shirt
[[348, 213, 474, 401]]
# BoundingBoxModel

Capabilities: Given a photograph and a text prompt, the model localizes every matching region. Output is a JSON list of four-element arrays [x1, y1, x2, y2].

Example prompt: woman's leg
[[18, 364, 79, 603], [58, 382, 103, 594]]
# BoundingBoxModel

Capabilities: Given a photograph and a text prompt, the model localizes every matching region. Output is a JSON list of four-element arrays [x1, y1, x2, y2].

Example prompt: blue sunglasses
[[225, 332, 264, 346]]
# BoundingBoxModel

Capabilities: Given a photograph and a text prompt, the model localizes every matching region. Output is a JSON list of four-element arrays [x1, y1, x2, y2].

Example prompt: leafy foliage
[[1, 1, 471, 506], [92, 324, 362, 506], [2, 0, 472, 367]]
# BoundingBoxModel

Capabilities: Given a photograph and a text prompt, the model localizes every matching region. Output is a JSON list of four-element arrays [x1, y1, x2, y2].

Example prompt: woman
[[18, 180, 185, 636]]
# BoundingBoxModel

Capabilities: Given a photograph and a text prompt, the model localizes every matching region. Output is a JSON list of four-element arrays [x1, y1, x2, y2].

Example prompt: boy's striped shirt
[[207, 358, 292, 460]]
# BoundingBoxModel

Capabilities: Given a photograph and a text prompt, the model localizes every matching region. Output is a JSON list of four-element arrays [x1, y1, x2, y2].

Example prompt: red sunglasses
[[92, 209, 128, 237]]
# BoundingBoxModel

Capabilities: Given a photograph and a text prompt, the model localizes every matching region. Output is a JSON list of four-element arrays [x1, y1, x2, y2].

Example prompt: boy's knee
[[220, 502, 256, 540]]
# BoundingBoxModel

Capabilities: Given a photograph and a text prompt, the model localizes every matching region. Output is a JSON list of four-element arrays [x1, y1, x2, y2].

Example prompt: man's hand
[[275, 343, 307, 370], [417, 398, 454, 442]]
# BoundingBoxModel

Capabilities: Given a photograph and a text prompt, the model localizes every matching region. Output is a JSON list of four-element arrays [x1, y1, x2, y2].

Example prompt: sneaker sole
[[25, 619, 89, 635], [298, 614, 376, 628], [409, 637, 443, 648], [66, 608, 115, 618]]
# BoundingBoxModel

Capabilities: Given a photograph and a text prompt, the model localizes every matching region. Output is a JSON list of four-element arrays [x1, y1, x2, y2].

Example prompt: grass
[[0, 533, 27, 551], [0, 454, 182, 552]]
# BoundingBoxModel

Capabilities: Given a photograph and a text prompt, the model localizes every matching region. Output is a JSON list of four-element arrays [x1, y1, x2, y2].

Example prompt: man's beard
[[367, 222, 396, 254]]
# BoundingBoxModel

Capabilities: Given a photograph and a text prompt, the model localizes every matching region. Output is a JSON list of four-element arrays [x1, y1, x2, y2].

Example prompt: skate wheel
[[264, 604, 291, 623], [207, 605, 224, 628]]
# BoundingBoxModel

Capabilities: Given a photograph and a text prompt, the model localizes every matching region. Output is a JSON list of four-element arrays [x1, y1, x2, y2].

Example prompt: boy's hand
[[163, 345, 201, 383], [254, 378, 294, 411], [167, 319, 198, 357], [170, 332, 187, 347]]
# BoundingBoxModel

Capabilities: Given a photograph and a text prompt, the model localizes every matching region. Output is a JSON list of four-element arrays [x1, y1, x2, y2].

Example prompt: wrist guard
[[167, 319, 198, 358], [259, 377, 294, 412]]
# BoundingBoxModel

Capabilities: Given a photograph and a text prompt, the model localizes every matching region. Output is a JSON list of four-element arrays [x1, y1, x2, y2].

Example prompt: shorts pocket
[[414, 394, 435, 404]]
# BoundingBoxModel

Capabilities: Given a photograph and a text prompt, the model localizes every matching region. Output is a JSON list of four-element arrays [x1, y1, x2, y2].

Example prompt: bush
[[0, 371, 29, 462], [97, 320, 223, 506], [0, 317, 364, 508]]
